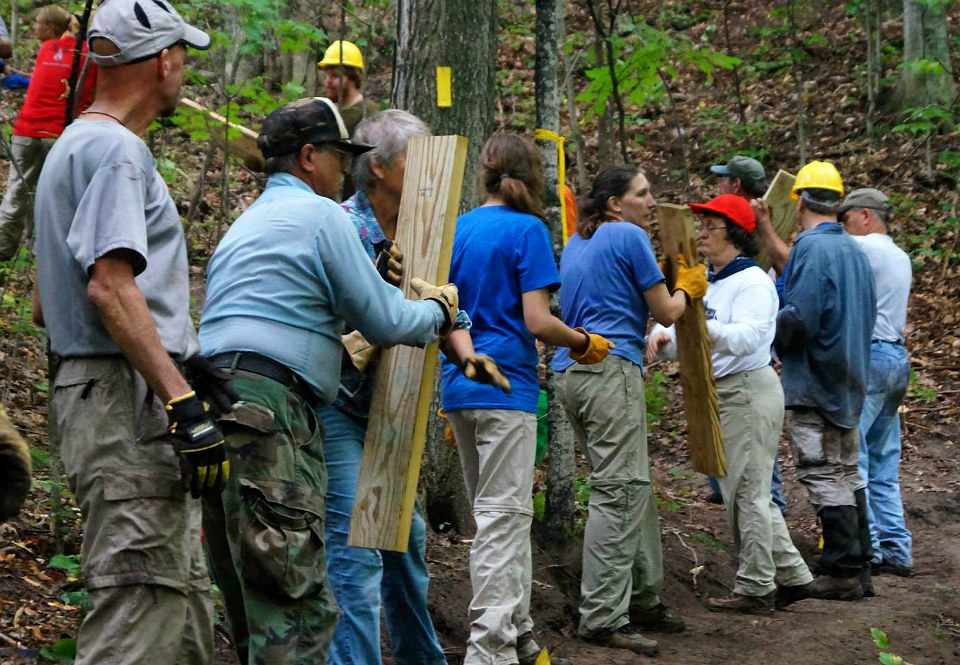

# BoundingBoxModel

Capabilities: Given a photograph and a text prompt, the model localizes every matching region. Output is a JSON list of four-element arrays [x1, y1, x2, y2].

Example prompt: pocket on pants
[[238, 478, 325, 601], [786, 412, 826, 466]]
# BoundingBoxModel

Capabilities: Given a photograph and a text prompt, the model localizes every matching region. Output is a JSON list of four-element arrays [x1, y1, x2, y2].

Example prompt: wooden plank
[[349, 135, 469, 551], [178, 98, 265, 171], [657, 204, 726, 477], [756, 169, 799, 272]]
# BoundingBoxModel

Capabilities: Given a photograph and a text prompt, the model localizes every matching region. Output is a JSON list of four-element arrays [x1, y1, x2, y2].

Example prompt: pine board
[[756, 169, 798, 272], [657, 204, 726, 477], [349, 135, 469, 551]]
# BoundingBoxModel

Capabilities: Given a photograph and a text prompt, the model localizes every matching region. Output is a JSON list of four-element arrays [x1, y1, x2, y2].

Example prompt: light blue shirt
[[199, 173, 444, 404]]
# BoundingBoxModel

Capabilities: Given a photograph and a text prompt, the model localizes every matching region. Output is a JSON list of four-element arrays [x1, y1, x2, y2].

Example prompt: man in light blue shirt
[[197, 97, 458, 665]]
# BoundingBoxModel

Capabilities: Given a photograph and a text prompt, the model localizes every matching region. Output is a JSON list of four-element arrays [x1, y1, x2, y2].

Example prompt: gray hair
[[352, 109, 431, 193]]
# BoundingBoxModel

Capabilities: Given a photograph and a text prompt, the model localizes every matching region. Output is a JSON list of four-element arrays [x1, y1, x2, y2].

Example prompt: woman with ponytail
[[553, 165, 707, 656], [441, 132, 611, 665]]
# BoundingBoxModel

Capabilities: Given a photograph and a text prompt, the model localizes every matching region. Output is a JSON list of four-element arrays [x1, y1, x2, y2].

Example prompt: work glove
[[184, 354, 240, 416], [462, 355, 512, 393], [410, 278, 459, 336], [374, 240, 404, 287], [342, 330, 381, 372], [673, 254, 708, 301], [166, 392, 230, 499], [569, 328, 615, 365]]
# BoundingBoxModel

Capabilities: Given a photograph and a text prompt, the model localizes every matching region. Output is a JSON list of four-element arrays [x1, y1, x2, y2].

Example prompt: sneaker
[[630, 602, 686, 633], [707, 592, 774, 615], [583, 624, 658, 656], [517, 633, 575, 665], [876, 561, 912, 577], [775, 576, 863, 608]]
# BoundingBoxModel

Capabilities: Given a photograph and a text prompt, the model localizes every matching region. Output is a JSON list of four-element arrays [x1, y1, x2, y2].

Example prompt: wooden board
[[349, 135, 469, 551], [756, 169, 799, 272], [657, 204, 726, 477], [178, 98, 265, 171]]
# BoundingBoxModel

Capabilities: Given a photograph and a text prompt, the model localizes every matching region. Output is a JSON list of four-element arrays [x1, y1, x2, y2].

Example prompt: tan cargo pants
[[715, 367, 812, 596], [557, 355, 663, 637], [446, 409, 537, 665], [784, 407, 863, 510], [50, 357, 213, 665], [0, 135, 54, 260]]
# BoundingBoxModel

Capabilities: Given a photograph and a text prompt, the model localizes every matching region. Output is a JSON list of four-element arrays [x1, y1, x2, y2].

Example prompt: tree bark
[[393, 0, 498, 535], [534, 0, 577, 540], [392, 0, 498, 212], [898, 0, 957, 112]]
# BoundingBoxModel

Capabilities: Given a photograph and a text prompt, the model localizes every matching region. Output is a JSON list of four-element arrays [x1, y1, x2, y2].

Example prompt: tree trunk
[[392, 0, 498, 212], [534, 0, 576, 540], [898, 0, 956, 111], [393, 0, 498, 535]]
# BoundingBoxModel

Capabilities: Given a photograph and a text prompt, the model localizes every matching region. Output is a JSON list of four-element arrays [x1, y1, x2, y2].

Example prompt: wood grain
[[756, 169, 799, 272], [349, 135, 469, 551], [657, 204, 726, 477]]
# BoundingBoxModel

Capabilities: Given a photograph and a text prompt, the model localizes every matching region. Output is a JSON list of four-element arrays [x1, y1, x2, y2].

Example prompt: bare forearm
[[757, 225, 790, 275], [442, 329, 476, 368], [529, 315, 587, 349]]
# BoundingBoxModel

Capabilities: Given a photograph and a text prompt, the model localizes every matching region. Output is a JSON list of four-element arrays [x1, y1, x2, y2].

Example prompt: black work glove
[[166, 392, 230, 499], [374, 239, 404, 287], [184, 354, 240, 416]]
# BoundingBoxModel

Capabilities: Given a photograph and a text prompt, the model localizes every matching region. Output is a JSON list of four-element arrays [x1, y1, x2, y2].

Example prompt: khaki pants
[[0, 135, 54, 260], [784, 407, 862, 510], [50, 357, 213, 665], [446, 409, 537, 665], [557, 356, 662, 637], [715, 367, 812, 596]]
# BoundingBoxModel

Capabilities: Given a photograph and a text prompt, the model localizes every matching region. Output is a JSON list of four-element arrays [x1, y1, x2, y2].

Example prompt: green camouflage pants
[[202, 370, 338, 665]]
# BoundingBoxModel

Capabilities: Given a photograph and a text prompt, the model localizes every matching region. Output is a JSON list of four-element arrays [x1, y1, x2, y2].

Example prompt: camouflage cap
[[257, 97, 374, 159], [838, 188, 891, 215], [710, 155, 767, 195]]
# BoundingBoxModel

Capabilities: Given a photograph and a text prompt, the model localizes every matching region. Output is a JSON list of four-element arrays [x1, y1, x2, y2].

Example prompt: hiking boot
[[876, 561, 912, 577], [517, 632, 575, 665], [775, 575, 863, 608], [630, 602, 686, 633], [859, 567, 875, 598], [583, 624, 658, 656], [707, 592, 774, 615]]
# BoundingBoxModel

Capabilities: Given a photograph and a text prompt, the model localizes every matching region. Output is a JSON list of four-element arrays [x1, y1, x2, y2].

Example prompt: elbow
[[87, 274, 117, 312], [654, 312, 678, 327], [523, 315, 549, 341]]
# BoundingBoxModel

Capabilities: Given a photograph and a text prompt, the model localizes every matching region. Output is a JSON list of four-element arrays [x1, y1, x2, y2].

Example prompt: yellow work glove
[[166, 391, 230, 499], [375, 241, 404, 287], [410, 278, 459, 336], [569, 328, 615, 365], [673, 254, 708, 301], [438, 408, 457, 449], [462, 355, 512, 393], [342, 330, 381, 372]]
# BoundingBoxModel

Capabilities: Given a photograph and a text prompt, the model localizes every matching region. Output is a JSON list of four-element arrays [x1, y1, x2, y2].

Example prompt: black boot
[[854, 489, 875, 597], [817, 505, 862, 579]]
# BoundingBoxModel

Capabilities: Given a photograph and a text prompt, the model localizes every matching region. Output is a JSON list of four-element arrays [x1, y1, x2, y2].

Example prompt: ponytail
[[578, 164, 641, 239], [480, 132, 546, 221]]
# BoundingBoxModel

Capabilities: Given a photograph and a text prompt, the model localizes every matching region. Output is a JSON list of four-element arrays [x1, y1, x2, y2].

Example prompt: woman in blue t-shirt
[[552, 165, 707, 656], [441, 132, 612, 665]]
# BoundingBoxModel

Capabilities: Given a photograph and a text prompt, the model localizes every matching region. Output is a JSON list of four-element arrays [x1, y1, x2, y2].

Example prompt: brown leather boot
[[582, 624, 659, 656], [707, 592, 775, 615], [775, 575, 863, 608], [629, 602, 686, 633]]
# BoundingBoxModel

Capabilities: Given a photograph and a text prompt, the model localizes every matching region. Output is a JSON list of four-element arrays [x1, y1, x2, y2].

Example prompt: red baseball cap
[[689, 194, 756, 233]]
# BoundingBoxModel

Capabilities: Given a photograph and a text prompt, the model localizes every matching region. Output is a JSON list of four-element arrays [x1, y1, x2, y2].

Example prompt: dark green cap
[[838, 188, 891, 215], [257, 97, 374, 159], [710, 155, 767, 195]]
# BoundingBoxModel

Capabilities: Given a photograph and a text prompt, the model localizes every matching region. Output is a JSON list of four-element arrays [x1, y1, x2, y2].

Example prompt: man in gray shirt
[[840, 188, 914, 577], [33, 2, 229, 663], [0, 15, 11, 59]]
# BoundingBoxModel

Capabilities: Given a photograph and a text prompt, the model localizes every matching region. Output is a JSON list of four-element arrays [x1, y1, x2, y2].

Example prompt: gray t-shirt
[[853, 233, 911, 344], [34, 119, 198, 356]]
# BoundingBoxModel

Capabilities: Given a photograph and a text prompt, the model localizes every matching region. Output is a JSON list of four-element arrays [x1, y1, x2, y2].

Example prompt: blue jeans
[[319, 406, 447, 665], [709, 459, 787, 514], [857, 341, 912, 568]]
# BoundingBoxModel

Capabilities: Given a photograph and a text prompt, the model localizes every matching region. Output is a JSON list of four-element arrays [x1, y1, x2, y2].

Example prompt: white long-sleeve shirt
[[652, 264, 778, 378]]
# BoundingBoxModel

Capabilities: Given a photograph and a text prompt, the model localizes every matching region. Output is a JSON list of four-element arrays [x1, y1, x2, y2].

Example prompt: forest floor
[[1, 0, 959, 664]]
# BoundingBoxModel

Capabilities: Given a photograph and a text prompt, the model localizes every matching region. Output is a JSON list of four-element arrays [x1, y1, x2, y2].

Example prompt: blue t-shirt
[[441, 205, 560, 413], [552, 222, 664, 372]]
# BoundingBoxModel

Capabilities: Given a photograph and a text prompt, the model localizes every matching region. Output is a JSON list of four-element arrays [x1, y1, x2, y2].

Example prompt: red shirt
[[13, 36, 97, 139]]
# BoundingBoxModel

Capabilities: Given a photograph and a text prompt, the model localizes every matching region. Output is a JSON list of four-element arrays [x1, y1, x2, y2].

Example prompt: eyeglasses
[[316, 143, 353, 170], [696, 225, 727, 234]]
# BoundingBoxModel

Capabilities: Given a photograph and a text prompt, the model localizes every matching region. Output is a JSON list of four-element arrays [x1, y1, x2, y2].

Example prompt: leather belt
[[207, 351, 322, 411], [871, 339, 903, 346]]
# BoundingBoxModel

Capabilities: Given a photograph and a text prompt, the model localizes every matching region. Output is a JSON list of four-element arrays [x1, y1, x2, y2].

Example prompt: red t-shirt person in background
[[0, 5, 96, 261]]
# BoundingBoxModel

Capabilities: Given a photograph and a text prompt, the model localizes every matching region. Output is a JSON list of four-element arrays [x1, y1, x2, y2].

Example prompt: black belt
[[207, 351, 322, 411], [871, 339, 903, 346]]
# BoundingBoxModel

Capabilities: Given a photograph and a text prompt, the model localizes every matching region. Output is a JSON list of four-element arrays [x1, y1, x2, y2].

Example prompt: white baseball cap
[[87, 0, 210, 67]]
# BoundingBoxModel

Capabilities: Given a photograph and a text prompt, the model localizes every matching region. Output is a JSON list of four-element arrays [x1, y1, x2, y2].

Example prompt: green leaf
[[40, 638, 77, 663], [878, 653, 902, 665], [870, 627, 889, 649], [49, 553, 82, 578]]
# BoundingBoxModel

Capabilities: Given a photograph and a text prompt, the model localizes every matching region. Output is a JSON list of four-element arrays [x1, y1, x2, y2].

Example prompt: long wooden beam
[[657, 204, 726, 477], [756, 169, 799, 272], [178, 97, 265, 171], [349, 135, 469, 552]]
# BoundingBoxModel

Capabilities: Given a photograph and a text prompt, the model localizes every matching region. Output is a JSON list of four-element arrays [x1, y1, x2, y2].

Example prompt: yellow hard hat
[[318, 40, 364, 71], [791, 160, 844, 200]]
